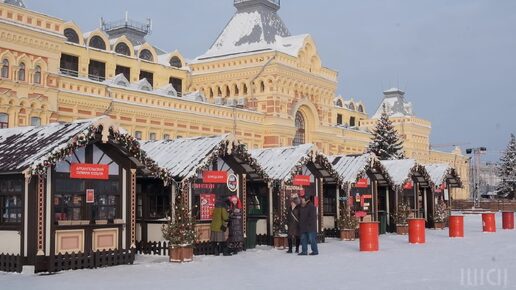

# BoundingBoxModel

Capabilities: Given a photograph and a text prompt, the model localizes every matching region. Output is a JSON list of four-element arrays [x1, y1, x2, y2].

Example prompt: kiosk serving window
[[0, 177, 23, 224], [53, 145, 121, 222]]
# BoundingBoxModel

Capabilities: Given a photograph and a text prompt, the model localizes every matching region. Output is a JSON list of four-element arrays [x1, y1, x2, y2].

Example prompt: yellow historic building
[[0, 0, 469, 198]]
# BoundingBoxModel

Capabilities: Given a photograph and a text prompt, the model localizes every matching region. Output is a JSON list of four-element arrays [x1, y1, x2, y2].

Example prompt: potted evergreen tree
[[161, 195, 197, 263], [393, 201, 410, 235], [433, 201, 448, 230], [337, 203, 358, 241], [272, 208, 288, 249]]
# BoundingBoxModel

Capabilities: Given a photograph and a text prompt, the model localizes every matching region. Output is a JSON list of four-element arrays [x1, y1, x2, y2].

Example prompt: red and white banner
[[355, 178, 369, 188], [200, 194, 216, 220], [202, 171, 228, 184], [70, 163, 109, 180], [292, 175, 311, 186]]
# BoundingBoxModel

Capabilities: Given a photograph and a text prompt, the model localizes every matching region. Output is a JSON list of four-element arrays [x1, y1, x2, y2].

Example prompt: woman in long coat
[[227, 195, 244, 254], [211, 199, 230, 255], [287, 195, 301, 253]]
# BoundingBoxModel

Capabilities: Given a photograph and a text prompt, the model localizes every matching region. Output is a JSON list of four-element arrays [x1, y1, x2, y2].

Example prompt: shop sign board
[[227, 174, 238, 192], [203, 171, 228, 184], [200, 194, 216, 220], [293, 175, 311, 186], [70, 163, 109, 180], [355, 178, 369, 188]]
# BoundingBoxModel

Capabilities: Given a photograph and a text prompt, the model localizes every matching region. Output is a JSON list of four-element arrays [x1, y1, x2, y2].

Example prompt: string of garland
[[30, 125, 173, 183]]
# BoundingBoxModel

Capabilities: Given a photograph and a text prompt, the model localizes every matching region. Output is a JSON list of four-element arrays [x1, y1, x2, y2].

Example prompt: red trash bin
[[449, 215, 464, 238], [502, 211, 514, 230], [482, 212, 496, 232], [359, 221, 379, 252], [408, 218, 426, 244]]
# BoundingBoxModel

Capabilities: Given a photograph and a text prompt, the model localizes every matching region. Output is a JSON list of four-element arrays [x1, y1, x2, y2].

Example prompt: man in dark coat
[[298, 196, 319, 255], [287, 195, 301, 253]]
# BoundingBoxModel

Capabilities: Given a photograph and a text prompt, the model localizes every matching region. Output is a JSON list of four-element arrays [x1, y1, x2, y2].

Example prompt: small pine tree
[[496, 134, 516, 199], [367, 105, 405, 160], [162, 194, 197, 247]]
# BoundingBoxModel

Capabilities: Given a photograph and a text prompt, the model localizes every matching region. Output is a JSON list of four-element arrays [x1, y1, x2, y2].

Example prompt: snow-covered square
[[1, 213, 515, 290]]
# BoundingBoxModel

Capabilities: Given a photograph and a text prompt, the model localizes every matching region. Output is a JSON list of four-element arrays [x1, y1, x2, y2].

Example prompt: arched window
[[64, 28, 79, 44], [115, 42, 130, 56], [0, 113, 8, 128], [243, 83, 248, 95], [169, 56, 182, 68], [293, 111, 306, 146], [336, 99, 343, 107], [33, 65, 41, 84], [89, 36, 106, 50], [1, 59, 9, 78], [30, 116, 41, 126], [18, 62, 25, 82], [234, 84, 239, 96], [348, 102, 355, 111], [358, 105, 364, 113], [139, 49, 153, 61], [259, 80, 265, 93]]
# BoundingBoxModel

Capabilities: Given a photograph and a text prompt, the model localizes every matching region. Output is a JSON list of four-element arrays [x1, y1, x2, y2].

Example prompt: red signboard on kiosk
[[403, 181, 414, 190], [355, 178, 369, 188], [293, 175, 311, 186], [202, 171, 228, 184], [70, 164, 109, 180]]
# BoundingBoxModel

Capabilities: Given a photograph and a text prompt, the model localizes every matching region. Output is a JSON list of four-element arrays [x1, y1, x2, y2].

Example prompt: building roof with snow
[[196, 0, 308, 60], [251, 144, 339, 184], [140, 134, 266, 182], [380, 159, 432, 189], [328, 153, 392, 187], [424, 163, 462, 188], [0, 117, 169, 180], [372, 88, 414, 119]]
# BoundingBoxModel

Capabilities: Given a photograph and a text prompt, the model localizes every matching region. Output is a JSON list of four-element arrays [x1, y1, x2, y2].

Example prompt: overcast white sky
[[25, 0, 516, 161]]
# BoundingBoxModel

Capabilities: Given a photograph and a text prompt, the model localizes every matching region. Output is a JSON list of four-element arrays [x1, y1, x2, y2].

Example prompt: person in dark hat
[[287, 194, 301, 253], [298, 195, 319, 256], [227, 195, 244, 254]]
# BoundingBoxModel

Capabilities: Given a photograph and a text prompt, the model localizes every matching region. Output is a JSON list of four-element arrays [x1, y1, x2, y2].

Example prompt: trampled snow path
[[2, 213, 515, 290]]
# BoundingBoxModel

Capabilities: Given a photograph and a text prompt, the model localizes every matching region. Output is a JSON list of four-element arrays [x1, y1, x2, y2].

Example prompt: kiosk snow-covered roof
[[380, 159, 432, 189], [251, 144, 339, 184], [140, 134, 266, 182], [328, 153, 392, 187], [424, 163, 462, 188]]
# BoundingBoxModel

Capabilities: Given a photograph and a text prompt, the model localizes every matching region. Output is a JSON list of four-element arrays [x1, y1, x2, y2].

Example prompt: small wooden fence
[[135, 240, 220, 257], [0, 253, 22, 273], [452, 200, 516, 212], [49, 249, 134, 273]]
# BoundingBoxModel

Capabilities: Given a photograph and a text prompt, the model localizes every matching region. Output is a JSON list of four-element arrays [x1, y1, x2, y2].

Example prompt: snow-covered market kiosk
[[251, 144, 340, 246], [380, 159, 433, 233], [0, 117, 170, 273], [138, 134, 267, 251], [327, 154, 393, 235], [424, 164, 462, 228]]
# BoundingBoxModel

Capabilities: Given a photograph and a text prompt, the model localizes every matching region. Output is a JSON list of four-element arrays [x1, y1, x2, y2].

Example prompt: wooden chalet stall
[[0, 117, 168, 273], [250, 144, 340, 243], [328, 154, 393, 234], [424, 164, 462, 228], [380, 160, 433, 230], [139, 134, 267, 248]]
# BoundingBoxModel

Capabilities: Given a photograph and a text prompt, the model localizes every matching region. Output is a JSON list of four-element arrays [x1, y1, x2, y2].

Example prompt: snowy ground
[[1, 213, 516, 290]]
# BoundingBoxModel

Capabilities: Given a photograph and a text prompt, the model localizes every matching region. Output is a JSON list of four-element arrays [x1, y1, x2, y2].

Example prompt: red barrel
[[359, 222, 379, 252], [482, 212, 496, 232], [449, 215, 464, 238], [408, 218, 426, 244], [502, 211, 515, 230]]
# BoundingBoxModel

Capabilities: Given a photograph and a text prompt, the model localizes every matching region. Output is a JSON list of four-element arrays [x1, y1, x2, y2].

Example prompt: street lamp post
[[466, 147, 487, 208]]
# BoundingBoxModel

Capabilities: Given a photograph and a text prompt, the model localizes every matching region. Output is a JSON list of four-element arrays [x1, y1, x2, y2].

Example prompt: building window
[[115, 42, 130, 56], [169, 77, 182, 96], [293, 111, 306, 146], [64, 28, 79, 44], [1, 59, 9, 79], [33, 65, 42, 84], [259, 80, 265, 93], [348, 102, 355, 111], [163, 134, 170, 140], [136, 181, 169, 219], [323, 188, 337, 215], [89, 35, 106, 50], [140, 70, 153, 87], [337, 114, 343, 125], [60, 54, 79, 77], [169, 56, 182, 68], [139, 49, 153, 62], [135, 131, 142, 140], [336, 99, 343, 107], [243, 83, 248, 95], [17, 62, 25, 81], [358, 105, 364, 113], [0, 178, 23, 224], [115, 65, 130, 81], [88, 60, 106, 82], [149, 132, 156, 141], [30, 116, 41, 126], [0, 113, 8, 128], [350, 116, 356, 127]]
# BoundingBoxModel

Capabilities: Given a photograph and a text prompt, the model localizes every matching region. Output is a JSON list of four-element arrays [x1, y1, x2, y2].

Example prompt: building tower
[[100, 13, 152, 46], [2, 0, 25, 8]]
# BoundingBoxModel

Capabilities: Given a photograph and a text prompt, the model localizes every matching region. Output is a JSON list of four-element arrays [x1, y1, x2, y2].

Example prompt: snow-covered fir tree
[[497, 134, 516, 199], [367, 105, 405, 160]]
